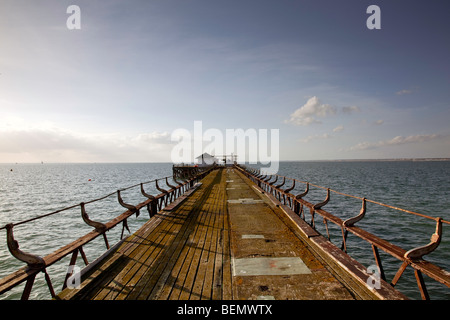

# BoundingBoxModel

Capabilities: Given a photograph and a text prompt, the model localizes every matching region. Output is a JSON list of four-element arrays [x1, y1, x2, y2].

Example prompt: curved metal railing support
[[282, 179, 296, 206], [118, 190, 140, 218], [5, 224, 45, 268], [294, 182, 309, 218], [81, 202, 109, 249], [284, 179, 296, 194], [80, 202, 107, 232], [155, 179, 169, 208], [309, 188, 330, 228], [141, 183, 157, 218], [342, 198, 366, 252], [405, 217, 442, 260]]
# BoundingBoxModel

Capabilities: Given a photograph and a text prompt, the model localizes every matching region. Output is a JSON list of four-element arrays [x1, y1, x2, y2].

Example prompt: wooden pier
[[55, 168, 406, 300]]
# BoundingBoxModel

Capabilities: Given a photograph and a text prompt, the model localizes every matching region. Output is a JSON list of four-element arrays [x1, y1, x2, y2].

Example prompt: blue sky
[[1, 0, 449, 162]]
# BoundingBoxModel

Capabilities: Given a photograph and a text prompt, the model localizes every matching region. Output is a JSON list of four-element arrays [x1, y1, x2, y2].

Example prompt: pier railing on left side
[[0, 166, 214, 300]]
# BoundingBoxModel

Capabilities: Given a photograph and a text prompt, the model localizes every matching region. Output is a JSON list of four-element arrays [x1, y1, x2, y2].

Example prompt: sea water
[[0, 161, 449, 300]]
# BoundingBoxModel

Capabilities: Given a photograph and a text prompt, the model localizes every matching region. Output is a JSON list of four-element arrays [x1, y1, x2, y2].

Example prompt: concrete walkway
[[225, 168, 354, 300]]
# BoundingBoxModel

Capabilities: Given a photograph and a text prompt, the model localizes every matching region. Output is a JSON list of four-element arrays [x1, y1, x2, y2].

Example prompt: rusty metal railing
[[236, 165, 450, 300], [0, 166, 213, 300]]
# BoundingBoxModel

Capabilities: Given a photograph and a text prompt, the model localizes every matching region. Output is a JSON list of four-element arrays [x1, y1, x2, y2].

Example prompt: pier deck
[[57, 168, 387, 300]]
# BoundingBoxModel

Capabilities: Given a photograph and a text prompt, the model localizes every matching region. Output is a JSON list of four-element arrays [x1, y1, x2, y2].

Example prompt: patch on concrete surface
[[232, 257, 311, 276], [242, 234, 265, 239], [227, 198, 264, 204], [257, 295, 275, 300]]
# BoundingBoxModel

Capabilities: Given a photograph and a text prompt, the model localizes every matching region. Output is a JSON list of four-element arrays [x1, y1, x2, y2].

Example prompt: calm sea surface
[[0, 161, 449, 300]]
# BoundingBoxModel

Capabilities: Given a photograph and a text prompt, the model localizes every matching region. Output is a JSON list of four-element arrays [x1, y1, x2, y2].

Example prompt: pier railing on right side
[[237, 165, 450, 300]]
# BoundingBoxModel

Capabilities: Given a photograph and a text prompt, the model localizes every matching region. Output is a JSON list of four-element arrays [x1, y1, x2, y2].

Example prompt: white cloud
[[301, 133, 332, 143], [396, 89, 412, 95], [0, 127, 175, 162], [349, 134, 441, 151], [333, 125, 344, 132], [286, 96, 336, 126], [374, 120, 384, 126]]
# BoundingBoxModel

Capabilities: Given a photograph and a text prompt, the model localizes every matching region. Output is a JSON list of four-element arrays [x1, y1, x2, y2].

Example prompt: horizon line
[[1, 157, 450, 165]]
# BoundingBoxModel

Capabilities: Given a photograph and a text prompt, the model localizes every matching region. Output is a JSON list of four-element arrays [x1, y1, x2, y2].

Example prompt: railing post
[[141, 183, 157, 218], [404, 217, 442, 260], [5, 224, 45, 268], [118, 190, 140, 218], [294, 183, 309, 218], [342, 198, 366, 252]]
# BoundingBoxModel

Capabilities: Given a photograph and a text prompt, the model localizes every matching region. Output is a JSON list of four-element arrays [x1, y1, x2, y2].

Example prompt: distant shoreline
[[1, 158, 450, 165], [281, 158, 450, 162]]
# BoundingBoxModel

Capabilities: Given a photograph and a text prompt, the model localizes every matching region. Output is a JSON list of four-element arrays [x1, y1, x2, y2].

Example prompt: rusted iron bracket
[[284, 180, 295, 194], [118, 190, 140, 218], [296, 182, 309, 200], [173, 176, 187, 195], [155, 179, 170, 207], [404, 217, 442, 260], [80, 202, 107, 232], [141, 183, 157, 218], [313, 188, 330, 210], [310, 188, 330, 228], [80, 202, 110, 249], [165, 177, 178, 201], [268, 176, 278, 185], [172, 176, 183, 185], [121, 219, 131, 239], [5, 224, 45, 268], [155, 179, 169, 195], [165, 177, 177, 190], [343, 198, 367, 228], [275, 176, 286, 189], [341, 198, 366, 252], [294, 183, 309, 218]]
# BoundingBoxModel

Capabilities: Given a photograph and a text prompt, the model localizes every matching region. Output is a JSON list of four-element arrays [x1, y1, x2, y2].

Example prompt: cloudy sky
[[1, 0, 449, 163]]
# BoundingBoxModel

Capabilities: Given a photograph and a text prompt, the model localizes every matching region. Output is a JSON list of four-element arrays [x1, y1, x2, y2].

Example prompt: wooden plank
[[185, 187, 216, 299], [96, 207, 185, 300], [172, 179, 217, 299], [199, 171, 227, 300], [191, 183, 222, 299], [202, 183, 224, 299], [141, 170, 221, 299], [126, 195, 205, 300], [116, 206, 198, 299], [221, 178, 233, 300], [153, 198, 209, 299], [212, 182, 226, 300]]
